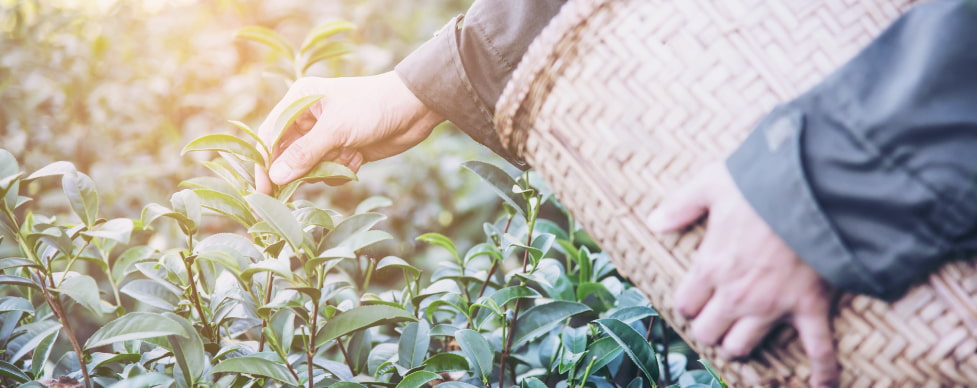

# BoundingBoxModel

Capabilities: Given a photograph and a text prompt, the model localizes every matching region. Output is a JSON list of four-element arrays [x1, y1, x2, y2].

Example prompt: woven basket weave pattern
[[495, 0, 977, 385]]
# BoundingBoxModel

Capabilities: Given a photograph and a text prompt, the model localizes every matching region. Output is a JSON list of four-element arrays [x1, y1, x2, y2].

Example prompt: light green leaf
[[398, 320, 430, 369], [227, 120, 269, 157], [140, 202, 195, 233], [0, 297, 33, 314], [85, 312, 188, 349], [82, 218, 134, 244], [62, 171, 99, 228], [277, 161, 357, 200], [396, 370, 439, 388], [301, 41, 355, 73], [106, 373, 174, 388], [164, 312, 206, 386], [520, 378, 547, 388], [235, 25, 295, 58], [271, 94, 324, 149], [488, 285, 540, 307], [315, 305, 416, 347], [300, 20, 355, 52], [183, 133, 264, 166], [329, 383, 368, 388], [455, 329, 493, 383], [194, 188, 257, 227], [171, 189, 201, 234], [323, 212, 385, 248], [461, 161, 526, 219], [111, 246, 157, 284], [422, 353, 469, 373], [512, 301, 591, 347], [9, 321, 61, 363], [608, 306, 659, 324], [596, 319, 659, 385], [435, 383, 480, 388], [31, 328, 59, 379], [241, 258, 294, 282], [339, 230, 392, 252], [0, 258, 40, 272], [56, 275, 107, 316], [376, 256, 419, 277], [245, 193, 303, 251], [354, 196, 392, 215], [293, 207, 333, 229], [210, 356, 298, 385], [416, 233, 458, 261], [25, 161, 76, 181], [0, 359, 29, 383]]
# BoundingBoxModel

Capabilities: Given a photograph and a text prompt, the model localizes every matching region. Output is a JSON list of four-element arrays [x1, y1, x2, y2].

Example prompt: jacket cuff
[[726, 106, 888, 298], [395, 16, 528, 169]]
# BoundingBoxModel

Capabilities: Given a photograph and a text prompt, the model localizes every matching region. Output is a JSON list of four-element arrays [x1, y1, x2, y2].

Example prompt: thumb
[[267, 130, 342, 185], [647, 169, 714, 233]]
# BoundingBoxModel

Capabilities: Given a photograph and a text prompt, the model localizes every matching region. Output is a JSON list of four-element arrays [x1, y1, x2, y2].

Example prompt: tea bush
[[1, 2, 727, 388]]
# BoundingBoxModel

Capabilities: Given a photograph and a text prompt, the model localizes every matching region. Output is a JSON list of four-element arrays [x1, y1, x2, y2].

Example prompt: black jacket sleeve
[[394, 0, 566, 168], [727, 0, 977, 300]]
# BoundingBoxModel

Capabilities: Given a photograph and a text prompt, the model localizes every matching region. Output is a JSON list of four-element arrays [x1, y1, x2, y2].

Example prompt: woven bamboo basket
[[495, 0, 977, 386]]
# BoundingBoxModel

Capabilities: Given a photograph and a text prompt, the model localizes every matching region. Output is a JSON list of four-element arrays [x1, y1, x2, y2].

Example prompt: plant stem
[[499, 222, 535, 388], [308, 297, 320, 388], [183, 252, 216, 342], [335, 335, 355, 376], [258, 271, 275, 352], [660, 318, 671, 386], [58, 239, 91, 287], [37, 271, 92, 388]]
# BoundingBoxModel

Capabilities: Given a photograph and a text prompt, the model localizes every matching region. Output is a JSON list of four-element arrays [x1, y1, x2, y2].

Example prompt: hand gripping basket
[[495, 0, 977, 386]]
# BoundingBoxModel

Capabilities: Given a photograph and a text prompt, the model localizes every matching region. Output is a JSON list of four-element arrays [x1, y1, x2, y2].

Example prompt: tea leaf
[[120, 279, 180, 310], [461, 160, 526, 219], [300, 20, 355, 53], [455, 329, 493, 383], [245, 193, 303, 252], [574, 336, 623, 380], [512, 301, 591, 347], [30, 328, 59, 379], [596, 318, 659, 385], [272, 94, 324, 149], [302, 41, 354, 73], [182, 134, 264, 166], [0, 297, 33, 314], [0, 359, 29, 383], [416, 233, 459, 261], [0, 275, 39, 291], [25, 161, 76, 181], [323, 212, 386, 248], [0, 258, 39, 272], [210, 356, 298, 385], [194, 189, 257, 227], [62, 171, 99, 228], [396, 370, 439, 388], [398, 320, 430, 369], [85, 312, 188, 349], [235, 26, 295, 59], [105, 373, 174, 388], [354, 196, 392, 215], [422, 353, 469, 373], [164, 312, 206, 386], [82, 217, 134, 244], [315, 305, 416, 347], [227, 120, 270, 158], [57, 275, 108, 316]]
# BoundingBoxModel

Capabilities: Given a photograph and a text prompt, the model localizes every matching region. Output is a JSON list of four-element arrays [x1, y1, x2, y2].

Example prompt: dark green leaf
[[56, 275, 107, 316], [699, 359, 728, 388], [422, 353, 469, 373], [488, 285, 540, 307], [8, 321, 61, 363], [329, 383, 368, 388], [626, 377, 645, 388], [315, 305, 416, 347], [608, 306, 658, 324], [0, 258, 39, 271], [62, 171, 98, 227], [210, 356, 298, 385], [396, 370, 439, 388], [0, 275, 39, 291], [182, 134, 264, 166], [245, 193, 303, 251], [398, 320, 430, 369], [574, 336, 623, 380], [576, 282, 615, 314], [86, 352, 141, 371], [596, 319, 659, 385], [0, 359, 29, 383], [520, 377, 547, 388], [435, 383, 480, 388], [85, 312, 188, 349], [105, 373, 174, 388], [512, 302, 591, 346], [461, 161, 526, 219], [31, 328, 59, 379], [235, 25, 295, 58], [455, 329, 493, 383]]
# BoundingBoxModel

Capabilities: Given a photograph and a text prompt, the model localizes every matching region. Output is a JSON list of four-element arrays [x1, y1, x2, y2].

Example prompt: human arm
[[649, 1, 977, 387], [256, 0, 565, 193]]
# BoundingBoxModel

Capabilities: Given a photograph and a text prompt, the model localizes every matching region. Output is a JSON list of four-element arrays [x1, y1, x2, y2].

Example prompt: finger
[[674, 232, 721, 318], [690, 294, 737, 346], [272, 109, 318, 161], [268, 125, 343, 186], [256, 165, 273, 195], [646, 167, 715, 233], [795, 309, 839, 388], [719, 316, 779, 359]]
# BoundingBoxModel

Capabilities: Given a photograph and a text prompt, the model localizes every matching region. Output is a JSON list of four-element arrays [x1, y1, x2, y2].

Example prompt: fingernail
[[647, 210, 668, 233], [268, 162, 293, 184]]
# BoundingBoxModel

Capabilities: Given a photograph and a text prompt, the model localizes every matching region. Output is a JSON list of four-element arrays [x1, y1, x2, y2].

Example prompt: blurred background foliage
[[0, 0, 508, 260]]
